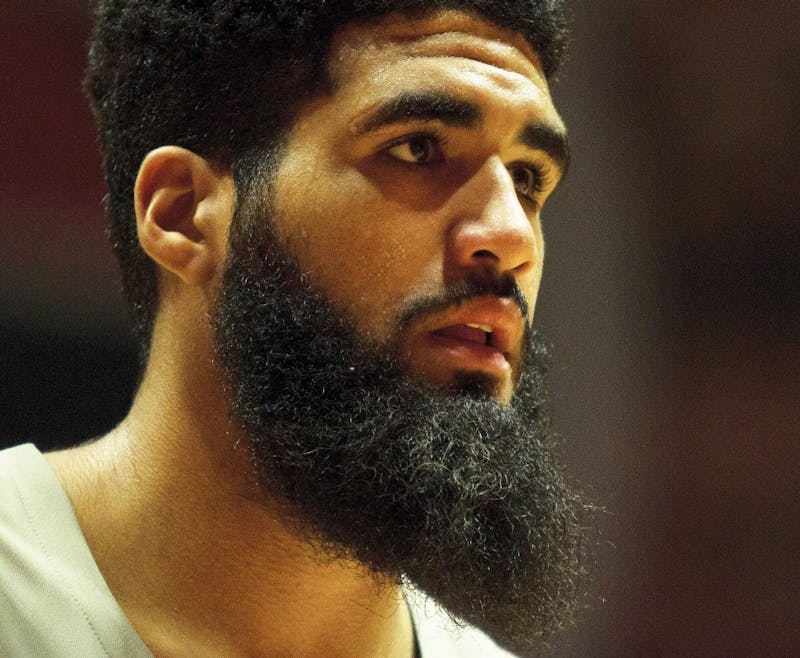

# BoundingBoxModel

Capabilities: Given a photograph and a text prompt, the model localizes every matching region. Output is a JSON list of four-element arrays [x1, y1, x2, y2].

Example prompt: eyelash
[[509, 162, 549, 209], [384, 130, 550, 207]]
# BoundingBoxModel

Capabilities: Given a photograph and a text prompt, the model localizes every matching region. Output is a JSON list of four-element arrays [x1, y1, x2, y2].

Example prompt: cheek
[[310, 239, 434, 341], [279, 197, 441, 338]]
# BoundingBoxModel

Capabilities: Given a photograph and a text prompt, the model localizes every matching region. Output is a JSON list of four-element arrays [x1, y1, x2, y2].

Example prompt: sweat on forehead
[[328, 9, 547, 86]]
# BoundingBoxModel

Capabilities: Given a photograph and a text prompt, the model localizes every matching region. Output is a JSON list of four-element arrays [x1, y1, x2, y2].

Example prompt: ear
[[134, 146, 232, 286]]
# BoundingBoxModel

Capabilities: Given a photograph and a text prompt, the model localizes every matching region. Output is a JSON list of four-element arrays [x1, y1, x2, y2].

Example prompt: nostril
[[472, 249, 498, 261]]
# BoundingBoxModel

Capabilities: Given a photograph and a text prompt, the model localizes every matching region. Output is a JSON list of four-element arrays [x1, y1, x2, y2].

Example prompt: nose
[[446, 156, 539, 279]]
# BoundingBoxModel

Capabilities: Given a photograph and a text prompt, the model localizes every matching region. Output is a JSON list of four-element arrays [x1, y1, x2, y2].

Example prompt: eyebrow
[[353, 90, 570, 174], [519, 123, 571, 176], [354, 92, 482, 134]]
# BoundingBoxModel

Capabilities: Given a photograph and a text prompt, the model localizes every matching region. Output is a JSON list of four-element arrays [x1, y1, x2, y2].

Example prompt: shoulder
[[0, 443, 153, 657], [404, 585, 518, 658]]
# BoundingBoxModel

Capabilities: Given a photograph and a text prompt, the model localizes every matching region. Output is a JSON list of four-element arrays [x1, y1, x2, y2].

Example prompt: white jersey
[[0, 443, 515, 657]]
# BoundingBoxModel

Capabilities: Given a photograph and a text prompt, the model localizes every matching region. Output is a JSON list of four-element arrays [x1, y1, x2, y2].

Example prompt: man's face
[[268, 10, 567, 403]]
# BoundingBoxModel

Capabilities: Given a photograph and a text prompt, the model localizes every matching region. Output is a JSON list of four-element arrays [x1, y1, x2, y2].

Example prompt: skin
[[275, 10, 566, 402], [45, 10, 566, 657]]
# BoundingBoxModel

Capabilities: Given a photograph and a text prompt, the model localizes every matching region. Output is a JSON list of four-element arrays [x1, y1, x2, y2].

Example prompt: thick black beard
[[212, 193, 585, 653]]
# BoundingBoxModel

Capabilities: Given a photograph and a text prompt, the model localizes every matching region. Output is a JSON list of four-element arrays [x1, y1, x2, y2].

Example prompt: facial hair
[[211, 181, 586, 654]]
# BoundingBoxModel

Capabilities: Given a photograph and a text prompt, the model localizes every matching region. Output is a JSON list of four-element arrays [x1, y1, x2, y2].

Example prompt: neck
[[46, 313, 414, 657]]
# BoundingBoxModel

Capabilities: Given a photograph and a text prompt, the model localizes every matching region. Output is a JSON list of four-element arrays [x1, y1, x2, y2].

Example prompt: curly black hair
[[85, 0, 569, 361]]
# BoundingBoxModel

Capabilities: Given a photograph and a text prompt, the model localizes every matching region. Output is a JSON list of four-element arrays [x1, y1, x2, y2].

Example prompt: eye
[[386, 134, 441, 164], [509, 163, 543, 202]]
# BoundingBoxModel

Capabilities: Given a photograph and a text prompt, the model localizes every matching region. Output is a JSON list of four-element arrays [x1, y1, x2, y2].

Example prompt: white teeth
[[466, 323, 493, 333]]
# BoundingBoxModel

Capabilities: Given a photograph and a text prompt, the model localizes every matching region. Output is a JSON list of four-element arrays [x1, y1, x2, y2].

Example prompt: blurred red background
[[2, 1, 798, 654]]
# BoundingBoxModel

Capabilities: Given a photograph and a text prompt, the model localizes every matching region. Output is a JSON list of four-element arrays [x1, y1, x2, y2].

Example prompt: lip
[[416, 296, 525, 375], [427, 331, 511, 375]]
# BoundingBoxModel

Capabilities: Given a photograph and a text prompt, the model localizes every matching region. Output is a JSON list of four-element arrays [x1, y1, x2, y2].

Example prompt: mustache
[[397, 271, 530, 331]]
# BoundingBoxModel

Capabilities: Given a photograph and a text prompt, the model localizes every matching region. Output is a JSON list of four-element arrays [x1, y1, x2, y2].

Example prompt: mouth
[[428, 322, 511, 375], [432, 323, 495, 347], [398, 296, 525, 398]]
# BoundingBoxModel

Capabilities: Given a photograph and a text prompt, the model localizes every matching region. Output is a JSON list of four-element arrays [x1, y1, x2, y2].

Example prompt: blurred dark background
[[2, 1, 798, 655]]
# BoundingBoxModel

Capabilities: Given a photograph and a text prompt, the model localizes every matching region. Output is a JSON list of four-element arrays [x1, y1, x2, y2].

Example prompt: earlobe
[[135, 146, 230, 287]]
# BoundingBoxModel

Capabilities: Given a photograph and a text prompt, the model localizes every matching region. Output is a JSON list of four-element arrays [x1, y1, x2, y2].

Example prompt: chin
[[449, 370, 510, 402]]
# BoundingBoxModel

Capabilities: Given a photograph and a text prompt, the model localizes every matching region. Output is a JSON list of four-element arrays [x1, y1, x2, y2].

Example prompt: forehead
[[327, 9, 552, 101]]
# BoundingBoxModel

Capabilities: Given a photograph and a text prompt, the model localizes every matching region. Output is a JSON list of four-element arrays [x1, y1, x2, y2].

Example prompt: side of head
[[85, 0, 568, 362]]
